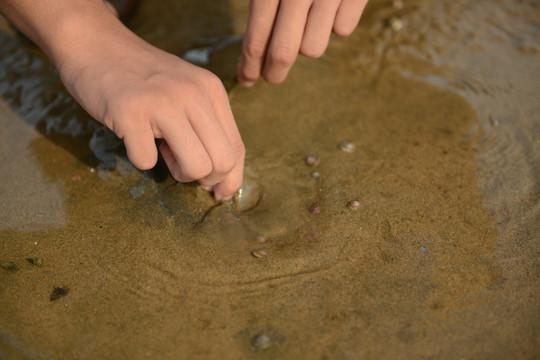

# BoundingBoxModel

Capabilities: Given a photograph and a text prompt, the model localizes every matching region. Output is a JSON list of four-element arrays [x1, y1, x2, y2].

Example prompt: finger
[[333, 0, 368, 36], [156, 114, 213, 183], [213, 150, 245, 201], [121, 121, 159, 170], [205, 84, 246, 198], [300, 0, 341, 58], [184, 100, 238, 187], [263, 0, 313, 84], [238, 0, 280, 87]]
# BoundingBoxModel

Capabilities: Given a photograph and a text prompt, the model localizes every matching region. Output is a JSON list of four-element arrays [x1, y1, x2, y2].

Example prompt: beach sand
[[1, 0, 538, 359]]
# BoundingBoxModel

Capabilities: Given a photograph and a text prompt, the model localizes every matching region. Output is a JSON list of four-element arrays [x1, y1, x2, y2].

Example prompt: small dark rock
[[0, 261, 17, 272], [50, 286, 70, 301]]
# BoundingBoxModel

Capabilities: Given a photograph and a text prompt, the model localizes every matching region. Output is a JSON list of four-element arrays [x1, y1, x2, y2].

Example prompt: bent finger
[[157, 114, 213, 183], [122, 122, 159, 170], [185, 100, 238, 187]]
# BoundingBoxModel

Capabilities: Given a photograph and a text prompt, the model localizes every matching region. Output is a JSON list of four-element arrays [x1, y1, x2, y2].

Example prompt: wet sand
[[1, 0, 539, 359]]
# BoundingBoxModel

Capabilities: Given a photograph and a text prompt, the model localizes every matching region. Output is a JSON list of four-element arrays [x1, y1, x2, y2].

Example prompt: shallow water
[[1, 0, 539, 359]]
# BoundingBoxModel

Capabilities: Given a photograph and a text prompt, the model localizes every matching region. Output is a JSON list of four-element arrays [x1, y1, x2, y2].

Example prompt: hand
[[238, 0, 369, 87], [58, 13, 245, 200], [1, 0, 245, 200]]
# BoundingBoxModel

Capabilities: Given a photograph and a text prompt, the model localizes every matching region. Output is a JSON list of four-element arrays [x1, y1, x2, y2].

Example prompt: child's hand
[[67, 46, 245, 200], [238, 0, 369, 86], [54, 9, 245, 200]]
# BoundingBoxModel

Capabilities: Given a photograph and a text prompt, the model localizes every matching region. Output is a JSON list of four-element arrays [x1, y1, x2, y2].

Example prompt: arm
[[238, 0, 369, 87], [0, 0, 245, 200]]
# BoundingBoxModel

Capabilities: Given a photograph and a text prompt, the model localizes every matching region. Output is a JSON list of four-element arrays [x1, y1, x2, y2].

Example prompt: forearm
[[0, 0, 139, 73]]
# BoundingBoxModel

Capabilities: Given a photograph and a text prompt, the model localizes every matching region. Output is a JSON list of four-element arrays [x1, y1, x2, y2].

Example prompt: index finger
[[207, 84, 246, 200]]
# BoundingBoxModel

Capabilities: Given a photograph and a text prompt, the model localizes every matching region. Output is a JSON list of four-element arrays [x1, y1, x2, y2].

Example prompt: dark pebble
[[0, 261, 17, 272], [50, 286, 70, 301]]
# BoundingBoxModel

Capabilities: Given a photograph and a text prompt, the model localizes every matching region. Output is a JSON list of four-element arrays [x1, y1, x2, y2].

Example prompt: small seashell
[[419, 247, 428, 253], [309, 204, 321, 214], [311, 172, 320, 179], [27, 257, 43, 266], [347, 200, 360, 210], [256, 235, 266, 244], [253, 334, 272, 351], [251, 249, 267, 258], [339, 141, 356, 153], [305, 155, 319, 166]]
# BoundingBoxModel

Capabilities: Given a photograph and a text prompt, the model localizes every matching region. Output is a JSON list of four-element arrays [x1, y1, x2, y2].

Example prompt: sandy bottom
[[0, 0, 539, 359]]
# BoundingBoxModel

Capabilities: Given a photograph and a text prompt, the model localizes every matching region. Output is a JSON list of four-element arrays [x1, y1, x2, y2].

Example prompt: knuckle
[[184, 160, 213, 181], [213, 150, 237, 175], [243, 38, 267, 60], [269, 44, 297, 67], [234, 139, 246, 160]]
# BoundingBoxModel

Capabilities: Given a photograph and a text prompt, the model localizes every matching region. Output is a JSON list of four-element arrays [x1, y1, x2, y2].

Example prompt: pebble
[[253, 334, 272, 351], [390, 18, 404, 31], [27, 257, 43, 266], [339, 141, 356, 153], [419, 247, 428, 253], [256, 235, 266, 244], [251, 249, 267, 258], [50, 286, 69, 301], [309, 204, 321, 214], [0, 261, 17, 272], [311, 172, 320, 179], [305, 155, 319, 166], [347, 200, 361, 210]]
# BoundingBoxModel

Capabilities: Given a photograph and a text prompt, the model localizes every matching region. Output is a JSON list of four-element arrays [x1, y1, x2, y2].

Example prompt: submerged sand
[[0, 0, 539, 359]]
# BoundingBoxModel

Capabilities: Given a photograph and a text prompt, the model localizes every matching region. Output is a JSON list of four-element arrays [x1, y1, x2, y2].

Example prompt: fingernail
[[240, 80, 256, 88], [201, 184, 214, 192], [214, 193, 233, 202]]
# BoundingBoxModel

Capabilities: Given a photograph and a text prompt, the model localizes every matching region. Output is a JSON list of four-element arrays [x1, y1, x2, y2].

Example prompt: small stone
[[347, 200, 361, 210], [251, 249, 267, 258], [305, 155, 319, 166], [256, 235, 266, 244], [27, 257, 43, 266], [0, 261, 17, 272], [50, 286, 69, 301], [419, 247, 428, 253], [253, 334, 272, 351], [339, 141, 356, 153], [309, 204, 321, 214], [311, 172, 320, 179], [390, 17, 404, 31]]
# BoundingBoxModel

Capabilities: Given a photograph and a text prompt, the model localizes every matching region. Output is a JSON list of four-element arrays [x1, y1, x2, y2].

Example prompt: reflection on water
[[0, 0, 539, 359]]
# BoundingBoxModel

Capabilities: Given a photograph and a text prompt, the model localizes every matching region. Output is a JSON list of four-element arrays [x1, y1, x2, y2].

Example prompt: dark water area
[[1, 0, 539, 359]]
